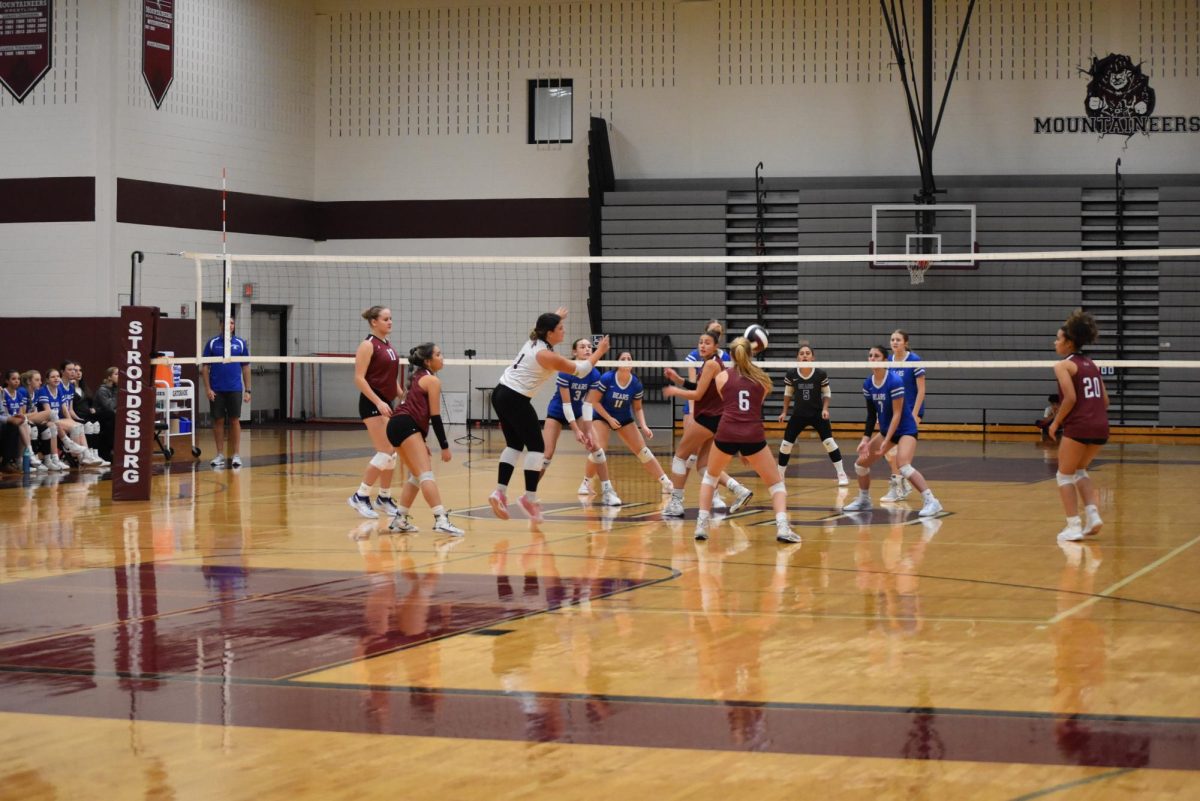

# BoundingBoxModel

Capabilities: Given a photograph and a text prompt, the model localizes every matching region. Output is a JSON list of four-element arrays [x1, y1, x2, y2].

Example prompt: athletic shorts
[[694, 414, 721, 434], [386, 413, 422, 447], [1064, 434, 1108, 446], [546, 412, 570, 427], [359, 392, 395, 420], [714, 439, 767, 457], [210, 391, 243, 421], [889, 431, 918, 445]]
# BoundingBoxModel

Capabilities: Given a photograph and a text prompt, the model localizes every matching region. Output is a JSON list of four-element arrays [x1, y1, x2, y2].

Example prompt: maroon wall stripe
[[0, 317, 197, 389], [0, 177, 95, 223], [315, 198, 589, 239], [117, 178, 314, 239], [116, 178, 587, 240]]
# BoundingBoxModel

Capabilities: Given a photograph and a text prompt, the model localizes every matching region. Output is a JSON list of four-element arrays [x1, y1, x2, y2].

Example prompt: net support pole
[[194, 256, 203, 372]]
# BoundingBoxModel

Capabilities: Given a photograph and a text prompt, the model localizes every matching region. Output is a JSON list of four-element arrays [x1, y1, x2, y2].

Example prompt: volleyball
[[744, 324, 769, 353]]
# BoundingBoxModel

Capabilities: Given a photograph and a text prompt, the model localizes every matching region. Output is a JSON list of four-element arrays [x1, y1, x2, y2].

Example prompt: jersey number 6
[[738, 390, 751, 411]]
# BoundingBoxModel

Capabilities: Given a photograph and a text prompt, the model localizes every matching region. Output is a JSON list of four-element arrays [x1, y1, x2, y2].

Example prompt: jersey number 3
[[1082, 376, 1102, 399]]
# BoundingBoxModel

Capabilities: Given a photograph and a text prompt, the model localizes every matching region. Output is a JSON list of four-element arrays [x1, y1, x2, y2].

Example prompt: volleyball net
[[138, 248, 1200, 430]]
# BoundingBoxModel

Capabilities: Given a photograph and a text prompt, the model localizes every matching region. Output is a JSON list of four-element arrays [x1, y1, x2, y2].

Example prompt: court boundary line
[[1044, 533, 1200, 625]]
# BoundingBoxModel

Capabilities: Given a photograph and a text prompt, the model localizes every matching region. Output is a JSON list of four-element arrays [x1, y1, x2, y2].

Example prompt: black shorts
[[492, 383, 545, 453], [210, 391, 243, 421], [359, 392, 395, 420], [783, 414, 833, 442], [889, 431, 918, 445], [607, 418, 634, 429], [1064, 435, 1108, 446], [387, 414, 422, 447], [714, 439, 767, 457], [546, 413, 570, 427], [695, 414, 721, 434]]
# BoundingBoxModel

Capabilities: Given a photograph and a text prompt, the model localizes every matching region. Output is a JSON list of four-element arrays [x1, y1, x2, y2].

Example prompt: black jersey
[[783, 367, 829, 418]]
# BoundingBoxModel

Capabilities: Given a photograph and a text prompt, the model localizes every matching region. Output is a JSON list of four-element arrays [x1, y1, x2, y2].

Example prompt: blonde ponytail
[[730, 337, 772, 392]]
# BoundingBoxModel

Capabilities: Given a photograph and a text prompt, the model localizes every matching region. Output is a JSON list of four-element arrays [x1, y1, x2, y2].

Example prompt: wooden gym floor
[[2, 426, 1198, 799]]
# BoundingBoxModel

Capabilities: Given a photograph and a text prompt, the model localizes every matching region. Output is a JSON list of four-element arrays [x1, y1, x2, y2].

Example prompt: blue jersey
[[863, 372, 917, 437], [888, 351, 926, 418], [682, 348, 730, 414], [203, 334, 250, 392], [599, 371, 644, 424], [2, 387, 22, 416], [546, 368, 602, 419], [35, 384, 73, 416]]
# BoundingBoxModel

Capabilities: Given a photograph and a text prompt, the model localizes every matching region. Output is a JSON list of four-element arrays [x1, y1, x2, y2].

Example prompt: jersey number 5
[[738, 390, 751, 412], [1082, 376, 1102, 399]]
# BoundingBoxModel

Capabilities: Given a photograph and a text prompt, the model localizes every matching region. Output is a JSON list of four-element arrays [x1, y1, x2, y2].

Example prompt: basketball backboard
[[870, 204, 978, 270]]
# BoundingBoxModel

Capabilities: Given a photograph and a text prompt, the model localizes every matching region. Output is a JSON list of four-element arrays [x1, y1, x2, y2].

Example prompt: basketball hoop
[[908, 259, 930, 285]]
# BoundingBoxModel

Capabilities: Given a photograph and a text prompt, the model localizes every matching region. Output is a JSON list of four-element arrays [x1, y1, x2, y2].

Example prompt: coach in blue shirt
[[201, 316, 251, 468]]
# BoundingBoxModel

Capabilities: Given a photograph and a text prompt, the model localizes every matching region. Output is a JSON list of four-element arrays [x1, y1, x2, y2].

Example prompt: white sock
[[495, 484, 507, 494], [1085, 504, 1099, 517], [601, 480, 613, 492], [672, 488, 684, 500], [432, 505, 446, 516], [357, 483, 371, 497], [659, 474, 673, 489], [378, 488, 392, 499], [697, 510, 711, 523], [835, 461, 846, 476], [1066, 515, 1081, 528], [727, 479, 743, 492], [396, 504, 410, 516], [525, 491, 538, 503], [775, 512, 788, 527], [923, 489, 934, 501]]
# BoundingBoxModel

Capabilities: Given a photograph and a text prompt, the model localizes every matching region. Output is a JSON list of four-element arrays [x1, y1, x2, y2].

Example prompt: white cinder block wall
[[3, 0, 1199, 415]]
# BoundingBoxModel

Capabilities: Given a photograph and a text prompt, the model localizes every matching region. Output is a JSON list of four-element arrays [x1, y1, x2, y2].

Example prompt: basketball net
[[908, 259, 931, 285]]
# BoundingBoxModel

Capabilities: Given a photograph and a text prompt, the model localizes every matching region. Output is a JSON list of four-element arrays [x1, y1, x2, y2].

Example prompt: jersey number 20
[[1082, 376, 1102, 399]]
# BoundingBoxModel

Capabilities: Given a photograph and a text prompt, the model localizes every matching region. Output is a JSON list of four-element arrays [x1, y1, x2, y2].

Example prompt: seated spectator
[[1035, 393, 1061, 441], [94, 366, 119, 463], [1, 369, 23, 471], [62, 360, 108, 467], [22, 370, 63, 471]]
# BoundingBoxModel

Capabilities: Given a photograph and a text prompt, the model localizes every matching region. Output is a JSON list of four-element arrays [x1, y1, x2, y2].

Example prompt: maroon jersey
[[715, 368, 767, 442], [1062, 353, 1109, 440], [396, 368, 432, 434], [694, 357, 724, 417], [364, 335, 400, 402]]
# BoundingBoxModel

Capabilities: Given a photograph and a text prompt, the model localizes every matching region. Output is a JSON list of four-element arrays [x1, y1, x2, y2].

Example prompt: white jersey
[[500, 339, 556, 397]]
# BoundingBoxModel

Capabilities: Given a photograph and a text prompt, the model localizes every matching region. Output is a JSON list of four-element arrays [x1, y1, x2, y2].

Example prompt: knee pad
[[588, 449, 607, 464], [524, 451, 544, 471], [822, 437, 839, 454], [419, 471, 435, 484], [898, 464, 916, 478], [671, 456, 688, 476], [499, 447, 521, 466], [686, 454, 698, 468], [407, 473, 421, 488], [636, 446, 654, 464], [701, 471, 720, 487], [855, 463, 871, 476], [1056, 471, 1078, 487], [1074, 469, 1089, 480], [778, 440, 794, 455], [70, 424, 85, 438], [369, 451, 392, 470], [769, 481, 786, 497], [40, 425, 52, 441]]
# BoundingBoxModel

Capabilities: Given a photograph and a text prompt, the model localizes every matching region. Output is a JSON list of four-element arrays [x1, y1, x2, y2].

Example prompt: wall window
[[528, 79, 573, 145]]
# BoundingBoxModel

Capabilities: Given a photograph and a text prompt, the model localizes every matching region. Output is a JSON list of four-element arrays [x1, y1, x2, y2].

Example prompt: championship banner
[[113, 306, 161, 502], [0, 0, 52, 103], [142, 0, 174, 108]]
